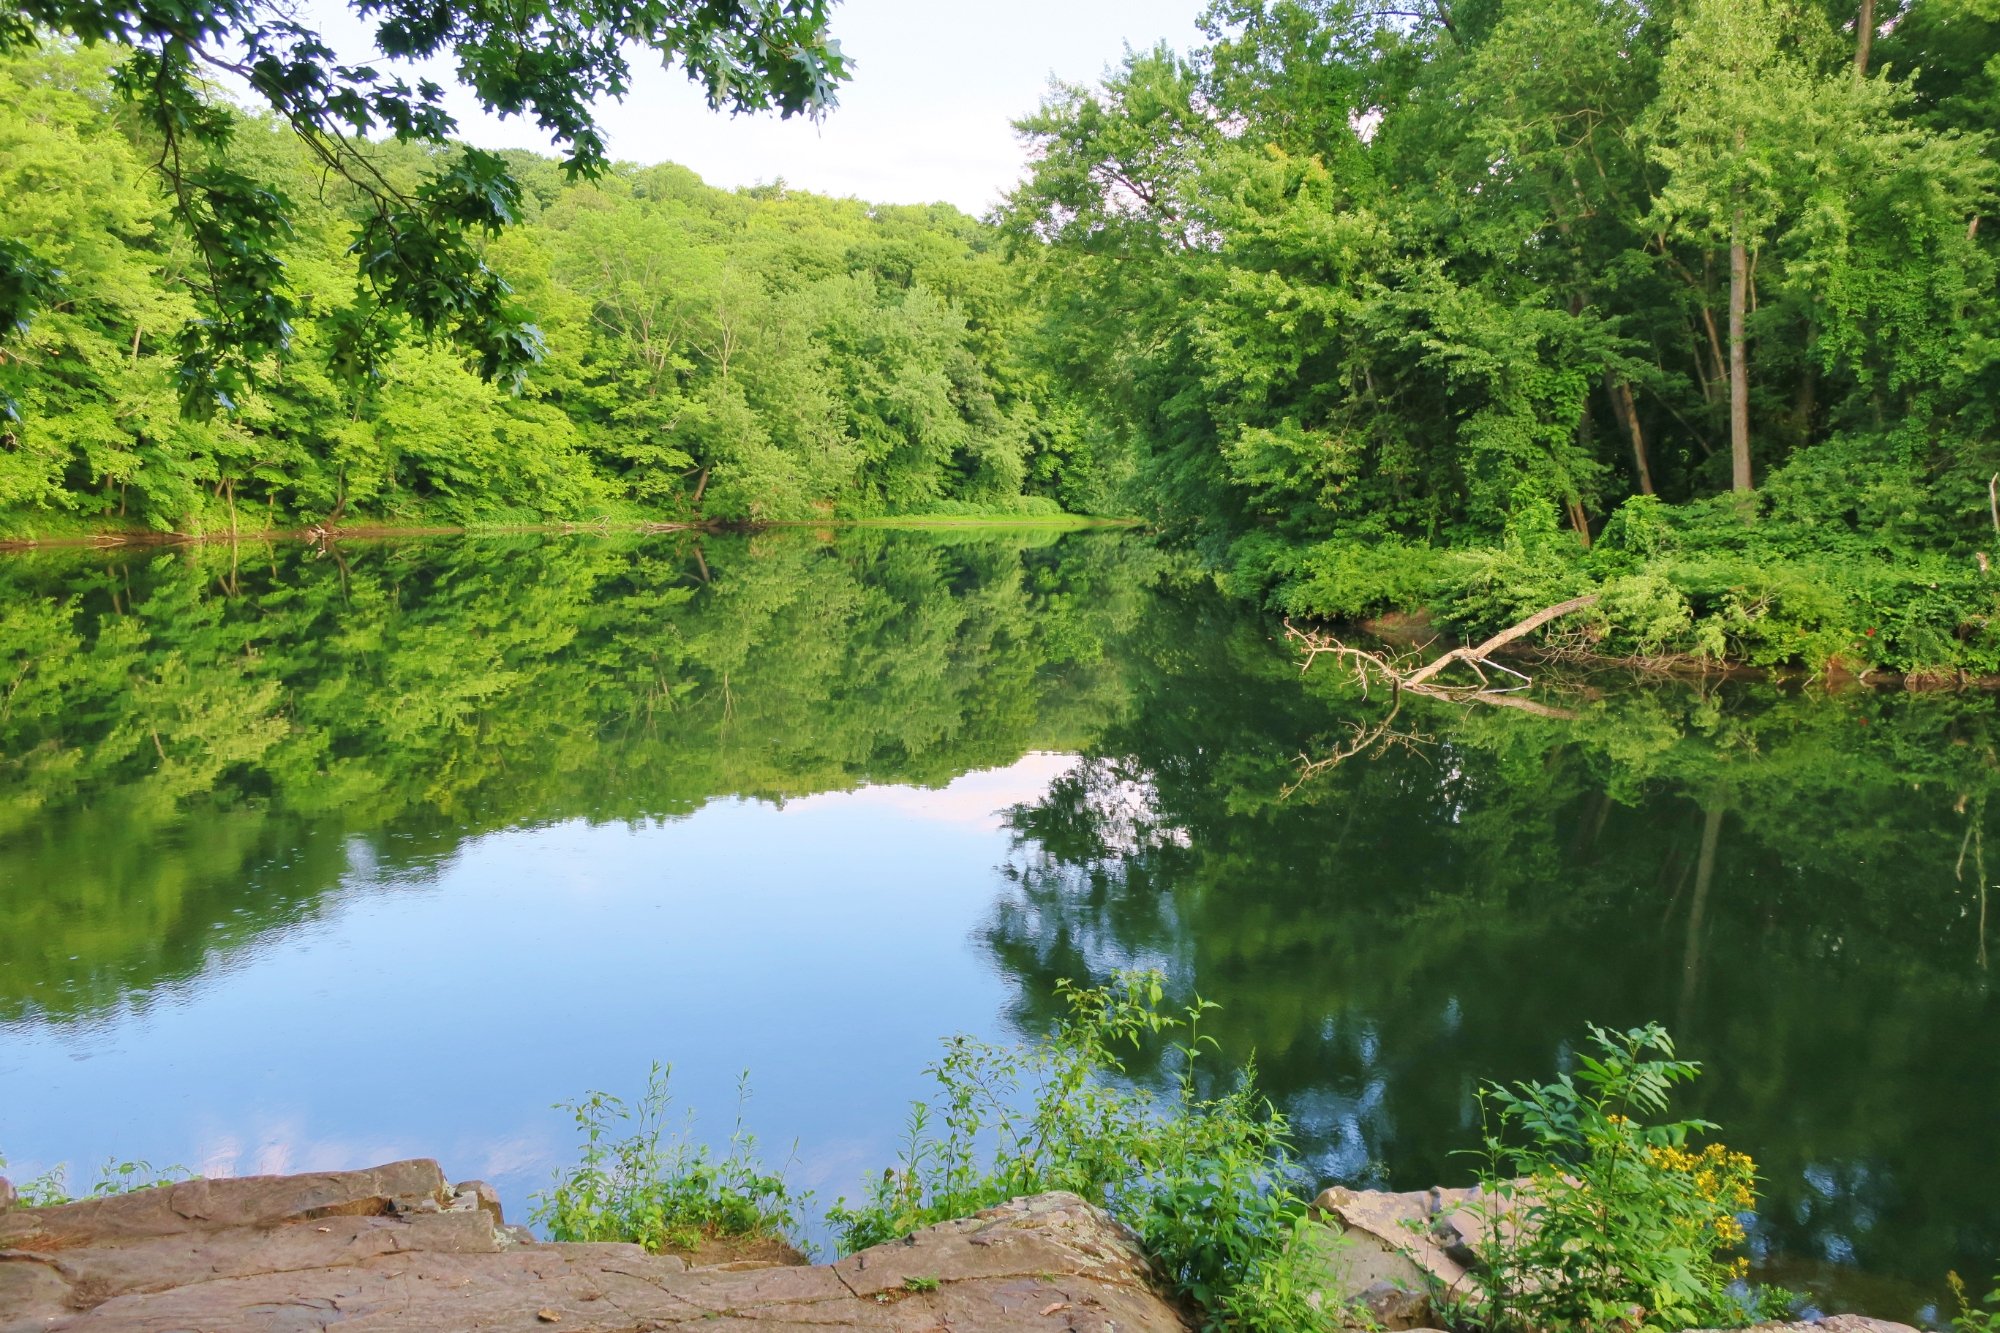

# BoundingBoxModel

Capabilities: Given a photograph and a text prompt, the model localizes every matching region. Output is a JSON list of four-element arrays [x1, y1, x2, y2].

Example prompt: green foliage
[[530, 1064, 802, 1255], [828, 971, 1336, 1333], [1950, 1269, 2000, 1333], [0, 0, 846, 405], [1004, 0, 2000, 667], [1243, 483, 2000, 677], [0, 1152, 193, 1204], [1463, 1024, 1768, 1332], [1261, 537, 1450, 623], [0, 45, 1110, 532]]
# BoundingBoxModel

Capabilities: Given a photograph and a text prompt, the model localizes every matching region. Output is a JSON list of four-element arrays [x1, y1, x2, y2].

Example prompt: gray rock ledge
[[0, 1160, 1186, 1332]]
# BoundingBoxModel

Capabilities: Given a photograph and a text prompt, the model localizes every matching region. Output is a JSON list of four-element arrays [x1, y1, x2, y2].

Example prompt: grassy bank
[[1225, 494, 2000, 683]]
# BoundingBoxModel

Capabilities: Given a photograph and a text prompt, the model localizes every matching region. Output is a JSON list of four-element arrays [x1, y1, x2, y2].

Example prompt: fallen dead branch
[[1280, 596, 1599, 791], [1401, 593, 1601, 687]]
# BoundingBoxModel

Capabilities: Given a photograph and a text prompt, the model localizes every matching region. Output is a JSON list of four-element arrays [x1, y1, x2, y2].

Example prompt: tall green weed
[[828, 971, 1336, 1333], [531, 1065, 803, 1255], [1951, 1270, 2000, 1333]]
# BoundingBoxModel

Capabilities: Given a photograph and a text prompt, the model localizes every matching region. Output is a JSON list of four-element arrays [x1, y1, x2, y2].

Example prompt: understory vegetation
[[1954, 1274, 2000, 1333], [1462, 1023, 1775, 1331], [0, 1153, 190, 1205], [533, 1065, 800, 1255], [825, 973, 1331, 1333], [528, 977, 1797, 1333], [1247, 492, 2000, 677]]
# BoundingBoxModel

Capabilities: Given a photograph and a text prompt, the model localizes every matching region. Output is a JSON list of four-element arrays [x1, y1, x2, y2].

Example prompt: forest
[[2, 0, 1998, 672], [0, 43, 1114, 531]]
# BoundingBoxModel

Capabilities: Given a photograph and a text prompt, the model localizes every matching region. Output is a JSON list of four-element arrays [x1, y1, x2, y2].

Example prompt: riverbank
[[0, 1162, 1937, 1333], [0, 1162, 1186, 1331], [1225, 495, 2000, 684]]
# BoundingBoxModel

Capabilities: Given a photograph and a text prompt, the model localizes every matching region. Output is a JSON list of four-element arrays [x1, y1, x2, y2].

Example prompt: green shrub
[[1589, 573, 1695, 658], [1461, 1023, 1771, 1332], [1268, 537, 1451, 623], [1595, 494, 1679, 566], [530, 1064, 802, 1255], [827, 971, 1336, 1333]]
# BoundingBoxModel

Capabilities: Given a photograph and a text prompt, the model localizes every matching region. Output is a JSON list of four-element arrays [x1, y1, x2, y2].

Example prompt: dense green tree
[[0, 0, 845, 408], [0, 44, 1106, 532], [1004, 0, 2000, 673]]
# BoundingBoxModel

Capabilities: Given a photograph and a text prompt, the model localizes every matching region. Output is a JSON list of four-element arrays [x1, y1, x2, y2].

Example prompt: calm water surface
[[1, 530, 1993, 1323]]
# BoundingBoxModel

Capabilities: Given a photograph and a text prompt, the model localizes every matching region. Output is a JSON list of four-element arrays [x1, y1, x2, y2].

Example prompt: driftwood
[[1400, 594, 1601, 687], [1281, 595, 1600, 793]]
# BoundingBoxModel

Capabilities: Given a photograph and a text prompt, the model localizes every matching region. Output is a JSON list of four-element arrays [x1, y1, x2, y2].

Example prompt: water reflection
[[983, 595, 1998, 1321], [0, 529, 1150, 1023], [1, 528, 1994, 1321]]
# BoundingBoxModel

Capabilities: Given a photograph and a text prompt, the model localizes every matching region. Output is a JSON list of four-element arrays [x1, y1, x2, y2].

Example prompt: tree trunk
[[1855, 0, 1875, 75], [1567, 497, 1593, 548], [1606, 374, 1655, 496], [1729, 214, 1753, 493], [1794, 330, 1818, 448]]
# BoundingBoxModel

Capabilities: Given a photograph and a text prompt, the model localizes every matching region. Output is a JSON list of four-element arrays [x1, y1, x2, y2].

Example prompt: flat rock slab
[[0, 1162, 1189, 1332]]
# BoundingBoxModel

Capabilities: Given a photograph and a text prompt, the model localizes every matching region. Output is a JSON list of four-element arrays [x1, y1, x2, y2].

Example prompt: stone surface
[[1308, 1181, 1526, 1319], [1306, 1186, 1922, 1333], [0, 1162, 1190, 1332], [1293, 1217, 1432, 1329]]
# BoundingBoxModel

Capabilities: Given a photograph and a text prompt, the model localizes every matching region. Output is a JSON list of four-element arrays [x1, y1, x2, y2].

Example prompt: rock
[[1292, 1218, 1433, 1328], [0, 1176, 14, 1212], [450, 1178, 504, 1225], [1309, 1181, 1527, 1309], [1310, 1185, 1924, 1333], [0, 1161, 1191, 1332]]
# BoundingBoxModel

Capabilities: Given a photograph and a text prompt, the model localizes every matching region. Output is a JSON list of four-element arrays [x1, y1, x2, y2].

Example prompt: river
[[0, 527, 1992, 1324]]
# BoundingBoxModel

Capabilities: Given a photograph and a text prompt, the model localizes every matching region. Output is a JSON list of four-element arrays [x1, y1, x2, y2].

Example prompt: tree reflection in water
[[985, 591, 1998, 1322]]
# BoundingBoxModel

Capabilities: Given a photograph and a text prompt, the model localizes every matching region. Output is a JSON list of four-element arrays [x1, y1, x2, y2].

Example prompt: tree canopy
[[0, 0, 845, 410], [1001, 0, 2000, 674]]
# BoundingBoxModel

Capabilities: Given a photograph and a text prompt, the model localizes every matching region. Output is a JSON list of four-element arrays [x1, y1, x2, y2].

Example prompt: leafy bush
[[1462, 1023, 1769, 1332], [1589, 573, 1695, 658], [828, 971, 1337, 1333], [530, 1064, 802, 1255], [1267, 536, 1452, 623]]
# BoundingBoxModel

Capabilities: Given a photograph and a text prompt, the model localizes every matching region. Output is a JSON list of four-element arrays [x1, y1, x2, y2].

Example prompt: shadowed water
[[0, 529, 1992, 1323]]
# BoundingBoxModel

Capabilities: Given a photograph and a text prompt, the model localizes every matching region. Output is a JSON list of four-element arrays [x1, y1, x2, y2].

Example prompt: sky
[[300, 0, 1208, 215]]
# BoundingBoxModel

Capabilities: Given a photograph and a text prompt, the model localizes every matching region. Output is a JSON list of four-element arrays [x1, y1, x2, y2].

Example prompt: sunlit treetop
[[0, 0, 848, 413]]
